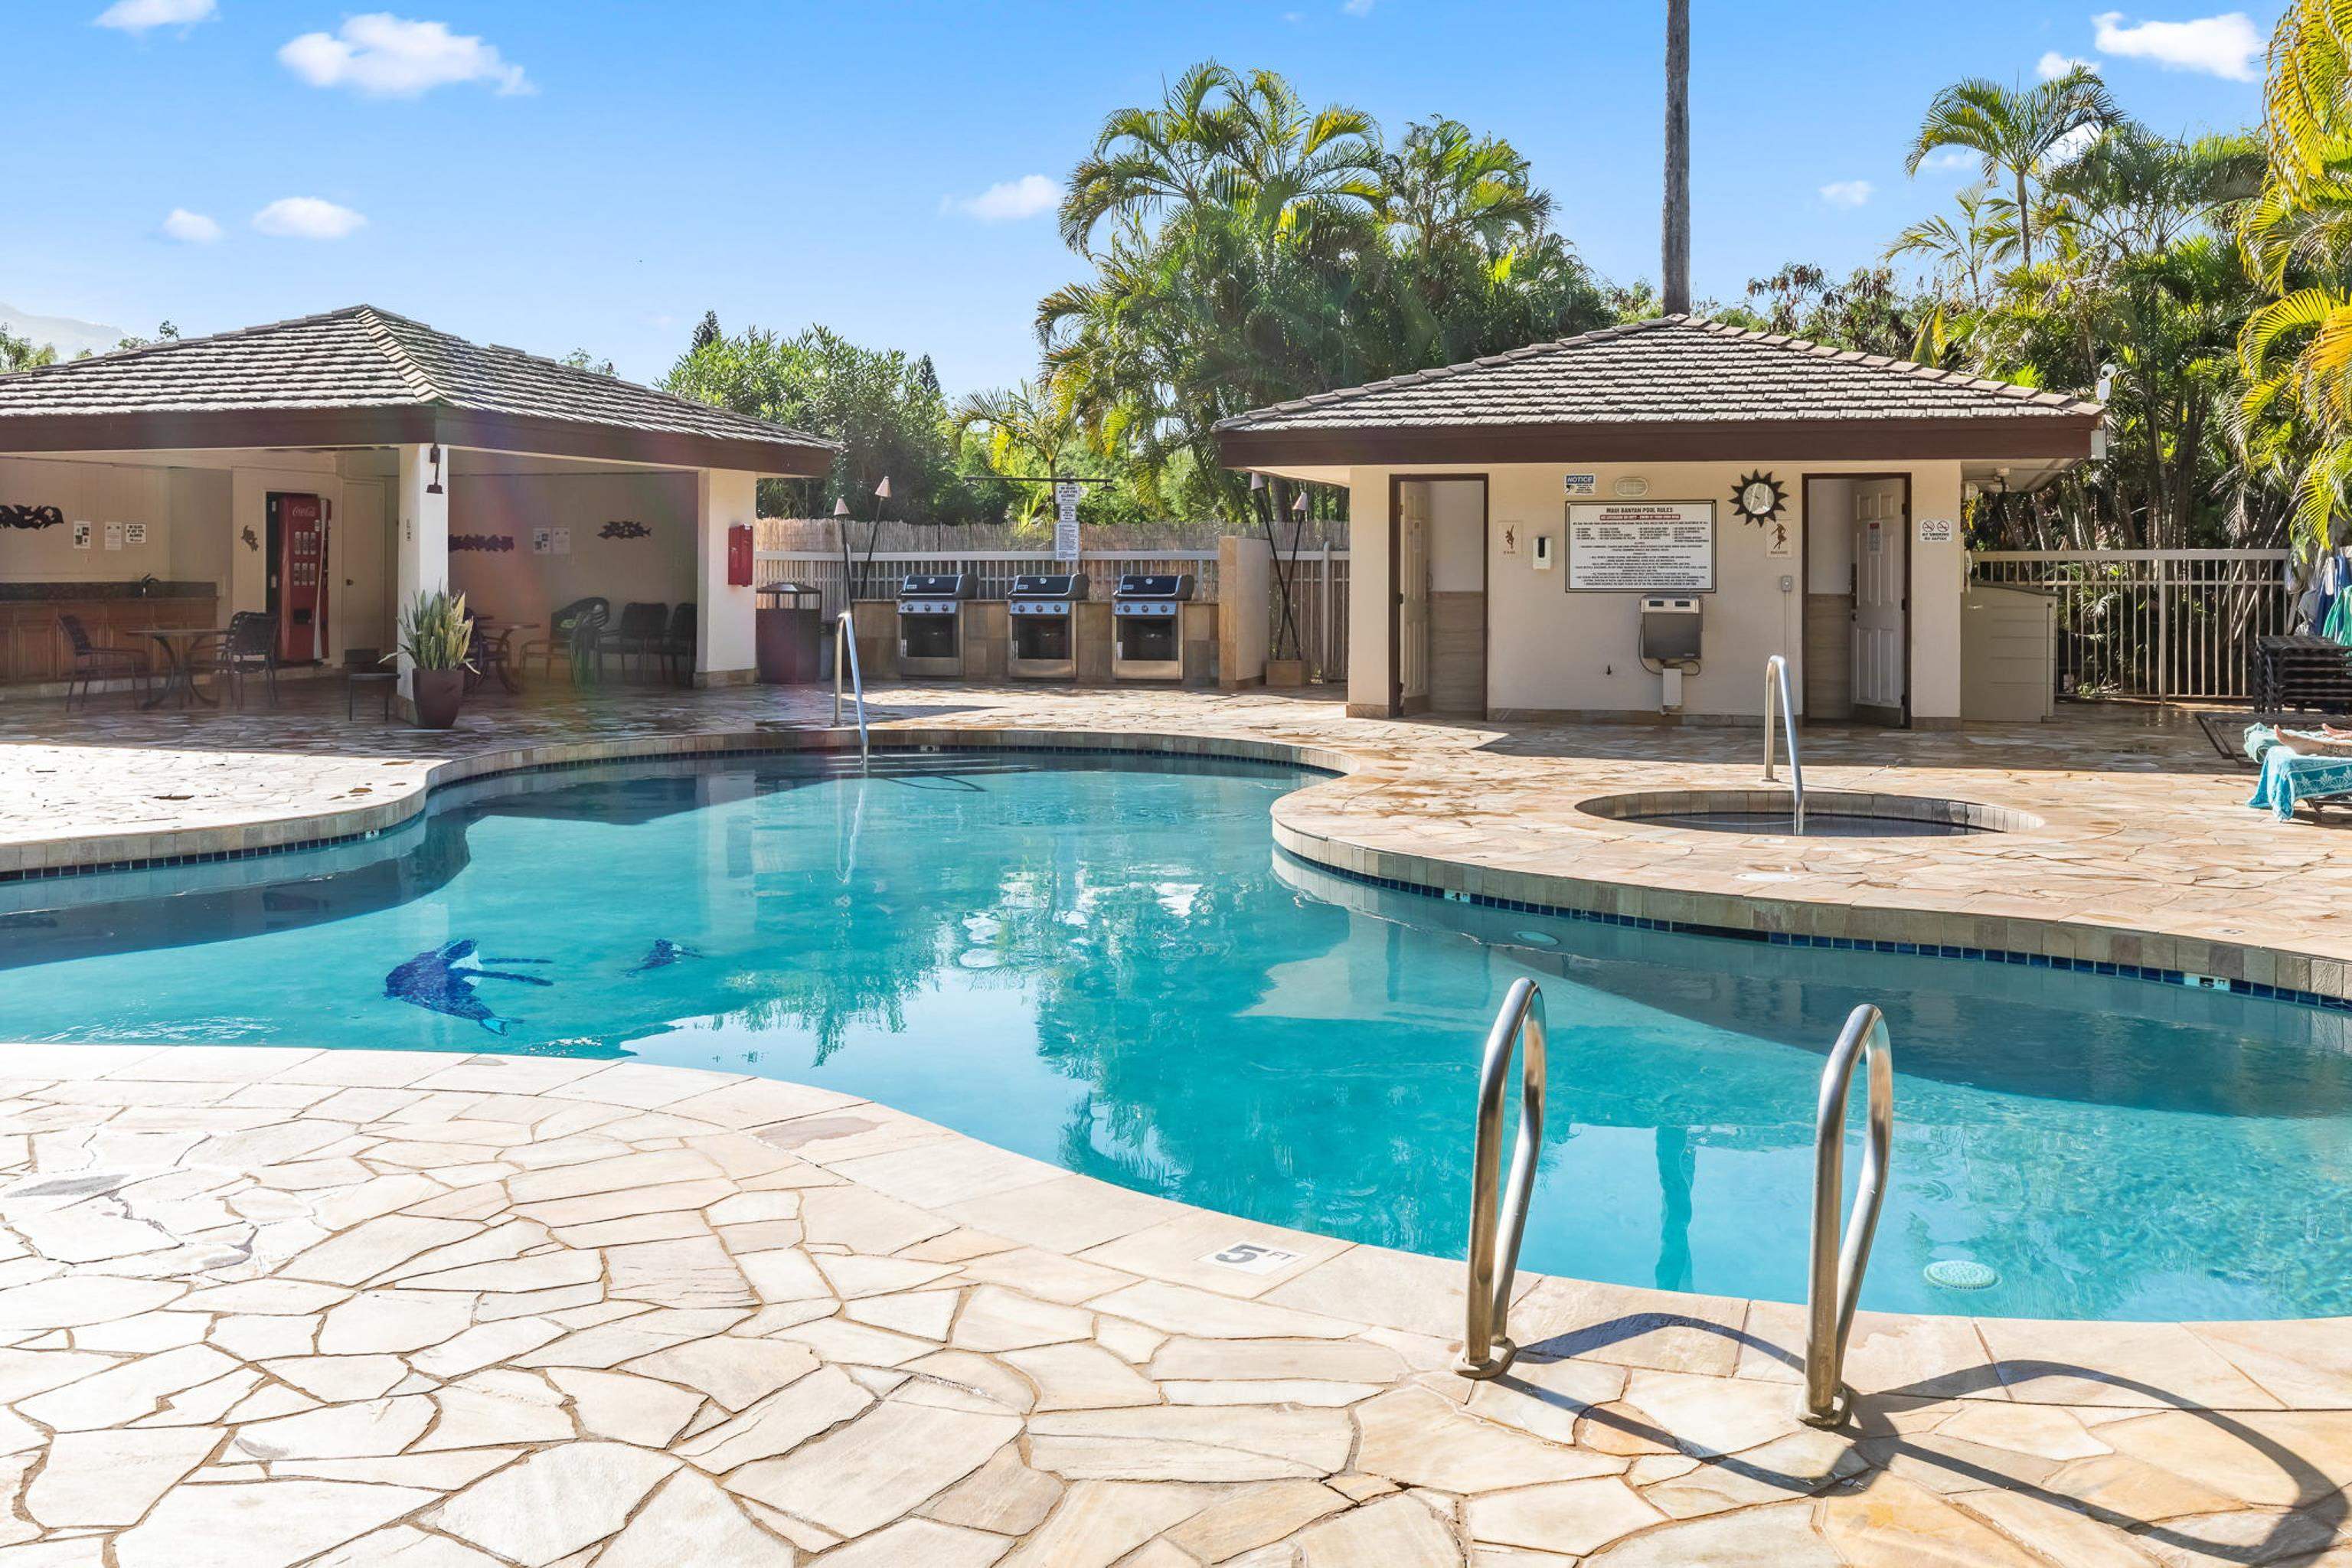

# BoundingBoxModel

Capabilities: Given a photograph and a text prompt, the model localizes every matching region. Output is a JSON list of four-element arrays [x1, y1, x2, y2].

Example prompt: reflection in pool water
[[2, 750, 2345, 1320]]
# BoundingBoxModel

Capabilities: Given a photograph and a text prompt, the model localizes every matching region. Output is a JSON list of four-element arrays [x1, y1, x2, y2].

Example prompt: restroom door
[[1850, 477, 1910, 725], [1392, 480, 1431, 714], [338, 479, 389, 658]]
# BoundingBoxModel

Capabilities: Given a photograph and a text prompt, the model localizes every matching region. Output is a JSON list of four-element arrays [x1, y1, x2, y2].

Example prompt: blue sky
[[6, 2, 2275, 397]]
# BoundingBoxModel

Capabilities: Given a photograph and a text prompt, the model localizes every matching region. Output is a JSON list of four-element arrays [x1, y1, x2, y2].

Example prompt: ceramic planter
[[410, 668, 466, 730]]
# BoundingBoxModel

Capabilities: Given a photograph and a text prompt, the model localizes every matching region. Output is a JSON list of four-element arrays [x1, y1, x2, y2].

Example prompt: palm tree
[[1058, 62, 1380, 256], [2238, 0, 2352, 547], [1662, 0, 1690, 314], [1904, 67, 2120, 270], [953, 383, 1083, 526], [1379, 118, 1552, 268]]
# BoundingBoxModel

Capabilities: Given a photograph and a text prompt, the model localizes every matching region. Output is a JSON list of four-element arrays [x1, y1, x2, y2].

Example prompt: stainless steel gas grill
[[1006, 572, 1088, 680], [895, 573, 978, 677], [1111, 572, 1194, 681]]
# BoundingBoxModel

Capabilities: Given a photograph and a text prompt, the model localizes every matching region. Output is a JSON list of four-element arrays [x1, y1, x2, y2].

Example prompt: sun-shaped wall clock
[[1731, 470, 1788, 528]]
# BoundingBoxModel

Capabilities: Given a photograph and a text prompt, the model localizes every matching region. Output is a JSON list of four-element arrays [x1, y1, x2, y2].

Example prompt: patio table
[[467, 620, 534, 694], [122, 625, 231, 710]]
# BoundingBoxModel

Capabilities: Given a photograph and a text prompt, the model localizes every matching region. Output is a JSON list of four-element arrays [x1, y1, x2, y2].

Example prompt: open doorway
[[1802, 474, 1911, 726], [1387, 474, 1488, 717]]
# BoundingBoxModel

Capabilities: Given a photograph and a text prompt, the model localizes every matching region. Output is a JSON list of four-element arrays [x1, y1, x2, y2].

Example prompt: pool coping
[[7, 714, 2348, 1013]]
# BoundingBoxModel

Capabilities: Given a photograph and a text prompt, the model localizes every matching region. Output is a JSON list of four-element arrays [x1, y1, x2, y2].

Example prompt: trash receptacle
[[756, 585, 824, 684]]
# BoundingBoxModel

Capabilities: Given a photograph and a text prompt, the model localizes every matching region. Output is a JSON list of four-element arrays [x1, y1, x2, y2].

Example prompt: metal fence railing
[[755, 546, 1352, 682], [1968, 549, 2296, 701]]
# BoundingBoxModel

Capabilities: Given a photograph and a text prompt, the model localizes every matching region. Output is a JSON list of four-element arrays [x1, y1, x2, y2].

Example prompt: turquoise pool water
[[3, 750, 2345, 1321]]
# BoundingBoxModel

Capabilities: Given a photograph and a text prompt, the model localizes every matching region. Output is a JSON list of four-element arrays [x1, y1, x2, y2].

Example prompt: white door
[[1850, 479, 1907, 719], [336, 480, 390, 660], [1396, 482, 1430, 711]]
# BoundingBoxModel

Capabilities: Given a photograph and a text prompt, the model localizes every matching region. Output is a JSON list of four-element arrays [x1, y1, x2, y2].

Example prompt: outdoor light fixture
[[1250, 472, 1267, 492], [831, 498, 851, 518], [426, 443, 444, 495], [874, 476, 893, 502], [1292, 492, 1308, 516]]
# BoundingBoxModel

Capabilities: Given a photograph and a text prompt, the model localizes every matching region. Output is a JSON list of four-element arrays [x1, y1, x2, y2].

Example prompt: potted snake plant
[[391, 589, 475, 729]]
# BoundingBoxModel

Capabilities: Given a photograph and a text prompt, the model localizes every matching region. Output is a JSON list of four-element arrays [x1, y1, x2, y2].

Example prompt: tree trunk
[[1662, 0, 1690, 315], [2015, 171, 2032, 272]]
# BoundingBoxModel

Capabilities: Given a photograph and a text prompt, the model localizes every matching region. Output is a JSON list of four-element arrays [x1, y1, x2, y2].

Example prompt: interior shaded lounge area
[[0, 305, 834, 716]]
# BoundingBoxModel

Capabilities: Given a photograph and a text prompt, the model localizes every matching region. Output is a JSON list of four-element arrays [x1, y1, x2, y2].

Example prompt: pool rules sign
[[1565, 501, 1717, 592]]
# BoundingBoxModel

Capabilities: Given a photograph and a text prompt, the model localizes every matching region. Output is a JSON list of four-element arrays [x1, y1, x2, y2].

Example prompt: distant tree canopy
[[1037, 62, 1612, 519], [664, 323, 988, 522]]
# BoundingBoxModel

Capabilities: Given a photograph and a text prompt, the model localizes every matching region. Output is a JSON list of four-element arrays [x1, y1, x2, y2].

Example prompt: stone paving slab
[[0, 1047, 2335, 1565], [2, 681, 2345, 1004]]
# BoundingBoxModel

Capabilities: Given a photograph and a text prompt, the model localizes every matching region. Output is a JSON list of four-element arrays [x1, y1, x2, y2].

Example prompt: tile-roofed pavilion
[[0, 305, 835, 475], [1217, 315, 2102, 469]]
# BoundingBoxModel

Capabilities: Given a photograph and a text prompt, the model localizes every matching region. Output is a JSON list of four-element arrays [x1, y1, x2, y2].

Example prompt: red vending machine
[[270, 492, 330, 663]]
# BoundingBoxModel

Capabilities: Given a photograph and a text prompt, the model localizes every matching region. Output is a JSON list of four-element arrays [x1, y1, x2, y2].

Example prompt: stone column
[[695, 469, 760, 686], [393, 440, 449, 704]]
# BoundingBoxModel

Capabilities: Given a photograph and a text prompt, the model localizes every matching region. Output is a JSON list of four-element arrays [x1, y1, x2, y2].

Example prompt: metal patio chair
[[57, 613, 149, 710]]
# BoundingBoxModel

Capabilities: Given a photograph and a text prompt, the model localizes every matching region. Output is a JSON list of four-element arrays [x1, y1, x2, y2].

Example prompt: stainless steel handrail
[[1801, 1003, 1895, 1426], [832, 612, 870, 766], [1457, 977, 1547, 1380], [1763, 654, 1805, 835]]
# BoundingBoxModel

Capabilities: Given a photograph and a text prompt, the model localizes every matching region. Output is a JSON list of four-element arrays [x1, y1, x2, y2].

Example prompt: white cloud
[[2038, 50, 2099, 79], [159, 208, 221, 243], [253, 198, 368, 240], [279, 14, 531, 96], [1819, 179, 1874, 209], [942, 174, 1061, 222], [2047, 122, 2104, 167], [93, 0, 214, 33], [1342, 0, 1375, 14], [1919, 149, 1981, 175], [2090, 11, 2263, 81]]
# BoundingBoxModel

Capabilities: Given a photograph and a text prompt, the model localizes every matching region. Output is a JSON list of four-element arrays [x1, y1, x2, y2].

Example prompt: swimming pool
[[4, 749, 2343, 1321]]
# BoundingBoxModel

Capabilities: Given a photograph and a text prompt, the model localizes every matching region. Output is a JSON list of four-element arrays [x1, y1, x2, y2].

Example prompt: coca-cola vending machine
[[268, 492, 329, 663]]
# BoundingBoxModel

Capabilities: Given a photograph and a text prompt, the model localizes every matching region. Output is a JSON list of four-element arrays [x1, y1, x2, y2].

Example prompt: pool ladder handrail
[[1802, 1003, 1896, 1426], [1456, 977, 1547, 1380], [1763, 654, 1805, 835], [832, 612, 870, 767]]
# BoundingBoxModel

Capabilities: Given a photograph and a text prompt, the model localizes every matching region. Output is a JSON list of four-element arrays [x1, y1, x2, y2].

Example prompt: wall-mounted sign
[[71, 521, 91, 550], [1766, 518, 1794, 558], [1562, 473, 1597, 497], [103, 521, 124, 551], [1566, 501, 1716, 593], [1918, 517, 1955, 544], [1054, 518, 1080, 560], [531, 528, 553, 554], [122, 522, 148, 547], [1499, 522, 1520, 554], [598, 520, 652, 541], [1612, 475, 1650, 499], [551, 527, 572, 556]]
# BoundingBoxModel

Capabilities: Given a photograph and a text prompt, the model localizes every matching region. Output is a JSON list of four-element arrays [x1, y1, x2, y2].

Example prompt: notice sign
[[1054, 519, 1080, 560], [1566, 501, 1716, 592]]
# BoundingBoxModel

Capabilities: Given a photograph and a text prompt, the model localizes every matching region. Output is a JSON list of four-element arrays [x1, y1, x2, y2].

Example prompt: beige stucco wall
[[0, 456, 225, 584], [446, 469, 698, 635], [1346, 459, 1968, 723]]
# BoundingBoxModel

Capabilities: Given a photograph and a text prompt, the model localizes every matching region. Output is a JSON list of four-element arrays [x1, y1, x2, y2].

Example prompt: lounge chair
[[520, 597, 610, 683], [57, 613, 149, 709], [190, 611, 279, 710], [600, 601, 670, 681], [658, 603, 696, 685]]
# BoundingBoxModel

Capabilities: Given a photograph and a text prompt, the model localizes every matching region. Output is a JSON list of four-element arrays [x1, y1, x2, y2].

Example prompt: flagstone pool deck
[[1, 683, 2350, 1562]]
